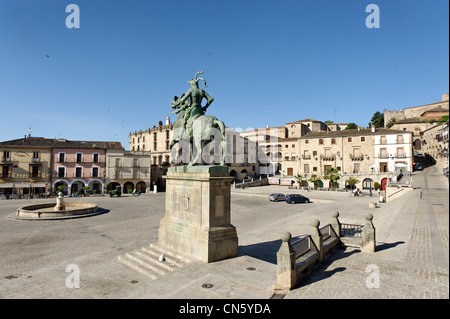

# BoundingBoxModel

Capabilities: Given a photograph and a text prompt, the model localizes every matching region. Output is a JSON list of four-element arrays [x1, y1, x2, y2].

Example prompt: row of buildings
[[2, 94, 447, 197], [0, 137, 152, 197]]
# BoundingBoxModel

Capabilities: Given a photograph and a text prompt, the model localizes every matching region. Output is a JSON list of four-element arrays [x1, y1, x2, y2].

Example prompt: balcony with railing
[[349, 153, 364, 161], [320, 153, 336, 161], [302, 154, 311, 160]]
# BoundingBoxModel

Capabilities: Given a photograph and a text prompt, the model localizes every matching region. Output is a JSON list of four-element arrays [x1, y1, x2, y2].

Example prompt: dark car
[[285, 194, 310, 204], [413, 162, 423, 171], [269, 193, 285, 202]]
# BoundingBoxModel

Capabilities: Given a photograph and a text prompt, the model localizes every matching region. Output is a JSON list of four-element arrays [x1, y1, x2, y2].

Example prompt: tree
[[438, 115, 449, 124], [345, 123, 359, 130], [323, 167, 341, 190], [324, 120, 334, 123], [308, 174, 322, 190], [371, 111, 384, 128], [386, 117, 397, 128], [345, 177, 360, 190]]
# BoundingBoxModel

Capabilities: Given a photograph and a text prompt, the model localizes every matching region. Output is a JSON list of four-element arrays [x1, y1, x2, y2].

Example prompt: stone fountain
[[10, 192, 105, 220]]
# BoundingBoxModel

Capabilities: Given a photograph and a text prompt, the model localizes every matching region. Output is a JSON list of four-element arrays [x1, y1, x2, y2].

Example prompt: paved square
[[0, 166, 448, 299]]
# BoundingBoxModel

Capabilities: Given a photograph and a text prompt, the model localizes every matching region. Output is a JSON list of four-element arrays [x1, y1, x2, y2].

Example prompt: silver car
[[269, 193, 286, 202]]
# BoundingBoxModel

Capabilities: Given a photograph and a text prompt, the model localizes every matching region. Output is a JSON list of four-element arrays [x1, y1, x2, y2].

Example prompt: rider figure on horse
[[175, 70, 214, 130]]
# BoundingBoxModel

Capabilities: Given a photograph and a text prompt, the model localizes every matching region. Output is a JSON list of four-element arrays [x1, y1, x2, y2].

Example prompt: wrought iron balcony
[[349, 154, 364, 161], [320, 154, 336, 161]]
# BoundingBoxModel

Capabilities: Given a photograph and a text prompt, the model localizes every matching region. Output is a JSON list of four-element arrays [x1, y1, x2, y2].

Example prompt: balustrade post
[[310, 219, 323, 262], [330, 211, 341, 239], [362, 214, 376, 253], [276, 231, 296, 290]]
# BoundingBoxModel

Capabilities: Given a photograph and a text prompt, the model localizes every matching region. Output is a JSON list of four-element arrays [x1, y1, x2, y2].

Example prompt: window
[[93, 153, 99, 163], [380, 148, 388, 158], [313, 167, 317, 171], [3, 151, 10, 161], [348, 137, 352, 142], [361, 137, 365, 142], [153, 142, 157, 151], [75, 167, 83, 178], [166, 141, 170, 150], [1, 165, 11, 178], [143, 136, 145, 142], [304, 164, 310, 173], [305, 140, 309, 144], [76, 153, 83, 163], [331, 139, 336, 144], [380, 136, 387, 144], [57, 167, 66, 178], [92, 167, 99, 177], [153, 133, 157, 142], [58, 152, 65, 163], [313, 151, 317, 156], [30, 165, 40, 178], [292, 144, 295, 148], [32, 152, 39, 162], [397, 135, 404, 144], [166, 130, 170, 139], [319, 139, 324, 145], [353, 163, 360, 173], [397, 147, 405, 158]]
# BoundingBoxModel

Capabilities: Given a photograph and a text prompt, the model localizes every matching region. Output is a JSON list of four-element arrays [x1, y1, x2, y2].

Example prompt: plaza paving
[[0, 166, 448, 299]]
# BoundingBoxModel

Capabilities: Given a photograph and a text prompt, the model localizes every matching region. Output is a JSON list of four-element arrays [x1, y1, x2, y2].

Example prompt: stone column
[[362, 214, 376, 253], [158, 165, 238, 263], [310, 219, 323, 262], [276, 231, 296, 290]]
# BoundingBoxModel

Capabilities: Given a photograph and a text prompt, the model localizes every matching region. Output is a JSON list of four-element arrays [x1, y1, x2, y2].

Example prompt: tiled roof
[[0, 137, 124, 150], [299, 128, 412, 139]]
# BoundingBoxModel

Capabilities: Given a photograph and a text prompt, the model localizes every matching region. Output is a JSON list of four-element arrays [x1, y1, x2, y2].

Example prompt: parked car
[[413, 162, 423, 171], [269, 193, 286, 202], [243, 176, 252, 182], [285, 194, 310, 204]]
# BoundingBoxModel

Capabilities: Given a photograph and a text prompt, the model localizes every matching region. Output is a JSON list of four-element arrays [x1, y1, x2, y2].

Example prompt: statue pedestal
[[158, 165, 239, 263]]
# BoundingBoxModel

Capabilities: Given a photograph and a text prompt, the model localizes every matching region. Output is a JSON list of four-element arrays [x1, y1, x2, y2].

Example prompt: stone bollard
[[310, 219, 323, 262], [54, 192, 65, 211], [153, 185, 157, 194], [276, 231, 296, 290], [362, 214, 376, 253]]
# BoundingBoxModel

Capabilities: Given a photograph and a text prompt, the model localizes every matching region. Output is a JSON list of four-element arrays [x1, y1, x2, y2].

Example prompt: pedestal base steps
[[117, 243, 194, 280]]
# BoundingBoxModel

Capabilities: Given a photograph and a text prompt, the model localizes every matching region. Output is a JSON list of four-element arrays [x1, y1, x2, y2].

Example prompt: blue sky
[[0, 0, 448, 149]]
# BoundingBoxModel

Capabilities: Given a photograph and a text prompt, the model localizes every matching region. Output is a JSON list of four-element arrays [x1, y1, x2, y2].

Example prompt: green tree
[[308, 174, 322, 190], [345, 123, 359, 130], [371, 111, 384, 128], [438, 115, 449, 124], [386, 117, 397, 128], [323, 167, 341, 190], [345, 177, 360, 190]]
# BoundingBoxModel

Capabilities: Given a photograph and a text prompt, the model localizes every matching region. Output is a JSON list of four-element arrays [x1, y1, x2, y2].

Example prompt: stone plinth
[[158, 165, 239, 263]]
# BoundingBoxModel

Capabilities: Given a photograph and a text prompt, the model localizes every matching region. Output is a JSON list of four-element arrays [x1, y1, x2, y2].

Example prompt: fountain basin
[[11, 202, 105, 220]]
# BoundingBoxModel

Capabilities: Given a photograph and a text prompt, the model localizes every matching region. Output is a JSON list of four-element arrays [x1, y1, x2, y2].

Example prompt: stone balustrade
[[275, 211, 376, 290]]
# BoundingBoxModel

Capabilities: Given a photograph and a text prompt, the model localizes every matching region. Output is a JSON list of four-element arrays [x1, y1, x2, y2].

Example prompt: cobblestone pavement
[[0, 166, 448, 299]]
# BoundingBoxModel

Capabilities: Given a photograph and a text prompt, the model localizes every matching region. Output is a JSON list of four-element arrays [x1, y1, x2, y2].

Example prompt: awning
[[395, 163, 408, 167], [0, 182, 48, 188]]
